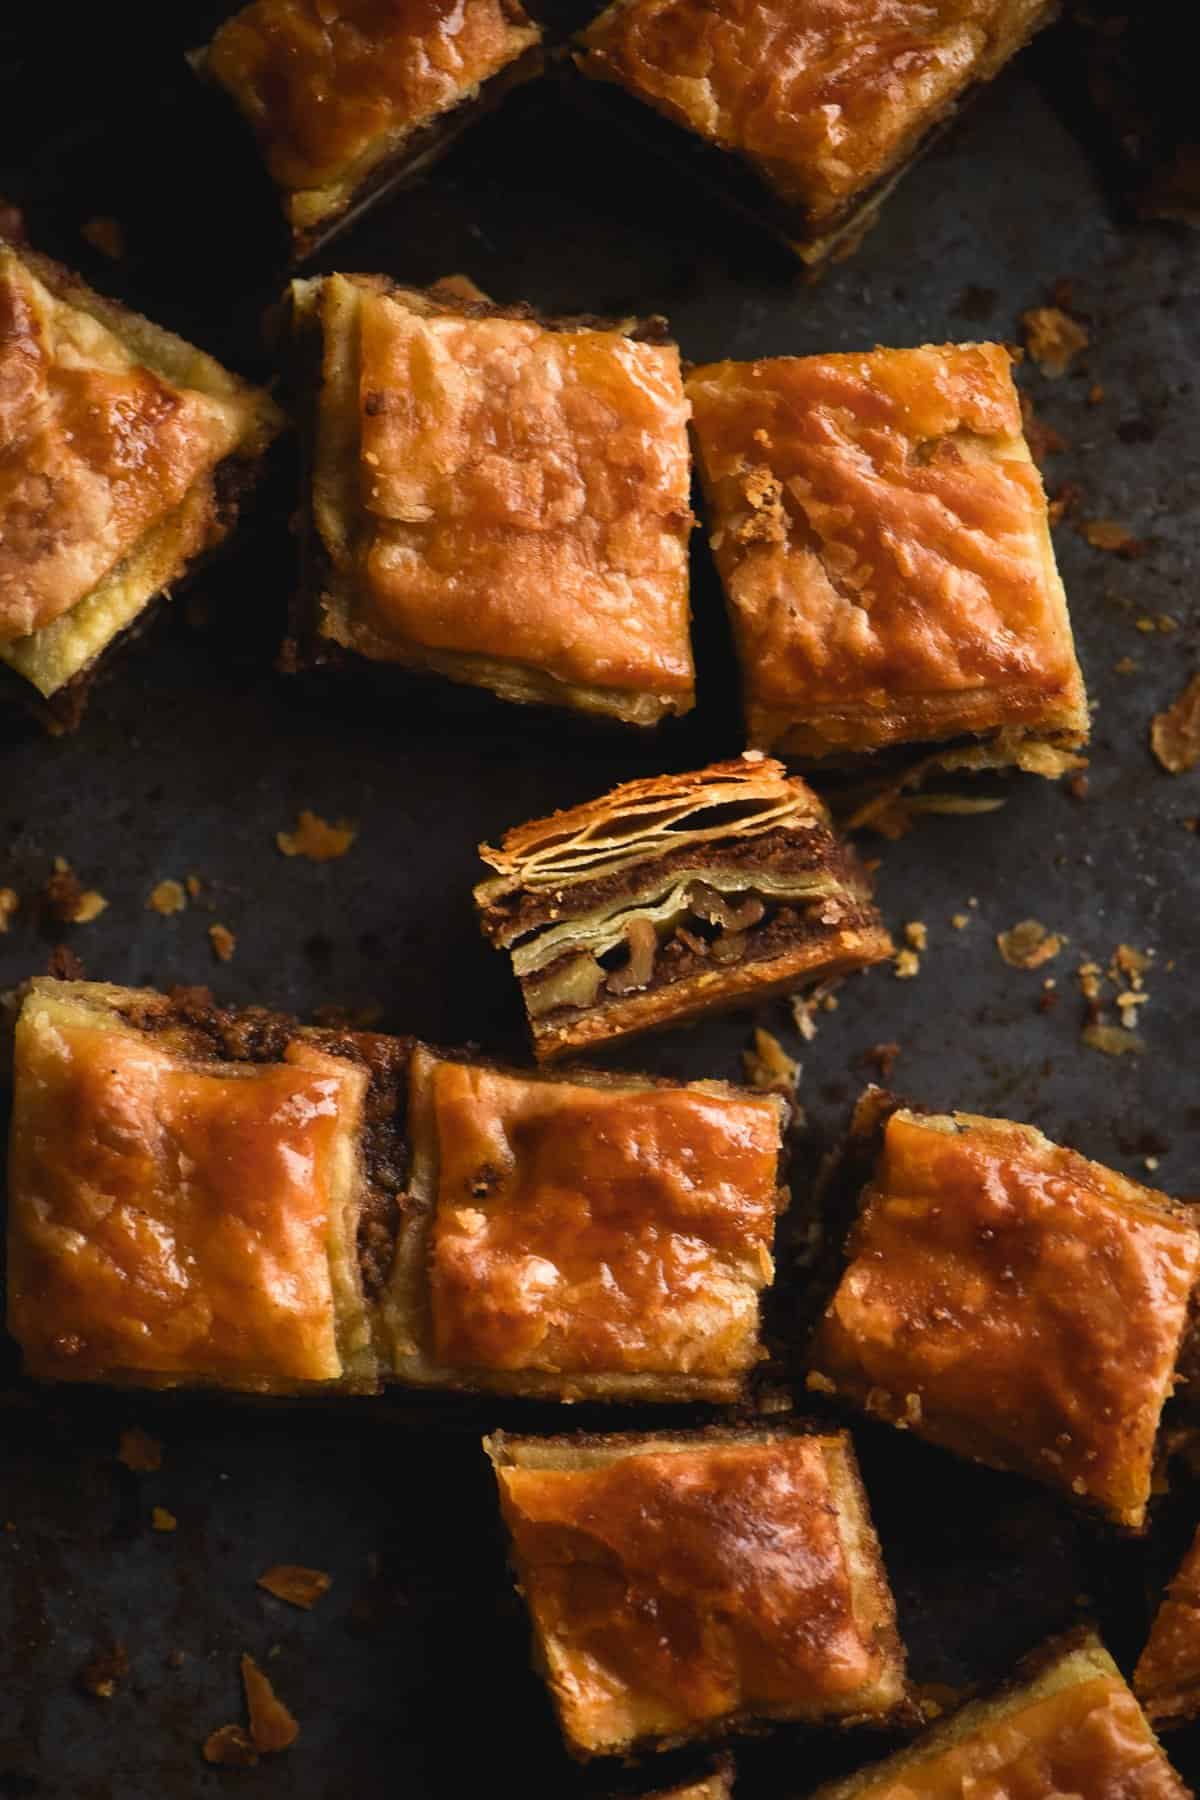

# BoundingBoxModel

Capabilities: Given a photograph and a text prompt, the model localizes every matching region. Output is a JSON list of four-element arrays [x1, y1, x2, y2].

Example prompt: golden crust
[[809, 1108, 1200, 1529], [1135, 1528, 1200, 1725], [298, 273, 695, 722], [205, 0, 541, 234], [578, 0, 1056, 229], [486, 1426, 907, 1756], [686, 344, 1088, 760]]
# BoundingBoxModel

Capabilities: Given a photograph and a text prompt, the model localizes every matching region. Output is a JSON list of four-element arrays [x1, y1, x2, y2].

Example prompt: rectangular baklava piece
[[382, 1046, 787, 1402], [809, 1632, 1188, 1800], [474, 756, 893, 1060], [686, 343, 1089, 774], [196, 0, 543, 257], [282, 273, 695, 724], [575, 0, 1058, 264], [0, 238, 282, 731], [807, 1102, 1200, 1530], [5, 979, 410, 1393], [1135, 1527, 1200, 1726], [486, 1426, 907, 1757]]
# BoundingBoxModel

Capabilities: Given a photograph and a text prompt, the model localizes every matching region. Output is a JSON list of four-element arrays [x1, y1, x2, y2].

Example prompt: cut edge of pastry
[[1134, 1529, 1200, 1726]]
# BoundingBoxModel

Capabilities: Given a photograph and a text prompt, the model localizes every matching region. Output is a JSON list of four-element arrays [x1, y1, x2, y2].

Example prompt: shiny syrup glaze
[[1135, 1528, 1200, 1721]]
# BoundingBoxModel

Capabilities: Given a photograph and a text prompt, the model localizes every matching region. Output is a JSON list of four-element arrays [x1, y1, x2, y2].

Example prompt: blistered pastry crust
[[1135, 1528, 1200, 1725]]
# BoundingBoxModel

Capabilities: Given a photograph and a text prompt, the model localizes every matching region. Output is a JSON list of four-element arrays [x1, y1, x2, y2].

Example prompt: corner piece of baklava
[[1135, 1526, 1200, 1726], [807, 1104, 1200, 1530], [809, 1631, 1188, 1800], [281, 272, 695, 724], [0, 239, 283, 732], [687, 342, 1089, 775], [485, 1425, 907, 1758], [474, 755, 893, 1060], [5, 978, 412, 1393], [196, 0, 543, 257], [575, 0, 1058, 264], [381, 1046, 787, 1402]]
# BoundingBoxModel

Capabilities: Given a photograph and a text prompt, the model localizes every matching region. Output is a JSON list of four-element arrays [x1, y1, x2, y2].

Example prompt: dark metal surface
[[2, 8, 1199, 1796]]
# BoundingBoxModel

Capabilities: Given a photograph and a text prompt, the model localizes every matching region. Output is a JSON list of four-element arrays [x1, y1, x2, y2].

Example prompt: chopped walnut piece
[[1021, 305, 1089, 376], [257, 1565, 332, 1610], [118, 1427, 162, 1473], [893, 948, 920, 979], [78, 1643, 129, 1700], [203, 1726, 259, 1768], [742, 1026, 799, 1099], [147, 879, 187, 916], [0, 888, 17, 931], [208, 924, 236, 963], [277, 810, 357, 862], [1082, 1021, 1144, 1057], [1151, 674, 1200, 774], [242, 1655, 299, 1753], [903, 921, 928, 952], [151, 1507, 177, 1533], [1082, 518, 1145, 557], [43, 860, 107, 926], [80, 215, 125, 259], [996, 920, 1064, 969]]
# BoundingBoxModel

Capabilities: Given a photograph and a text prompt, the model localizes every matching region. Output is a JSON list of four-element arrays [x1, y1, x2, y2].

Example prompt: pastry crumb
[[950, 912, 969, 930], [77, 1643, 130, 1701], [903, 921, 928, 951], [1081, 518, 1145, 557], [996, 920, 1064, 969], [185, 874, 203, 899], [861, 1042, 901, 1079], [1082, 1021, 1144, 1058], [742, 1027, 800, 1100], [203, 1725, 258, 1768], [44, 860, 107, 926], [242, 1654, 299, 1753], [151, 1507, 177, 1533], [277, 810, 357, 862], [1151, 673, 1200, 774], [118, 1427, 162, 1473], [0, 887, 18, 931], [147, 879, 187, 916], [1021, 305, 1089, 376], [1114, 656, 1137, 675], [257, 1565, 332, 1610], [893, 948, 920, 979], [208, 924, 237, 963]]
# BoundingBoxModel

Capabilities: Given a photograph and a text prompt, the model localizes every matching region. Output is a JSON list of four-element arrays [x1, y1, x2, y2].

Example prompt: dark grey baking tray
[[2, 7, 1199, 1797]]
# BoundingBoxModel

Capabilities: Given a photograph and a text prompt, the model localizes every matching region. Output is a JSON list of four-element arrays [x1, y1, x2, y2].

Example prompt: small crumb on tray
[[203, 1725, 258, 1768], [742, 1026, 800, 1099], [1151, 674, 1200, 773], [257, 1565, 332, 1610], [277, 810, 357, 862], [893, 948, 920, 979], [1081, 518, 1145, 557], [147, 879, 187, 916], [118, 1427, 163, 1473], [44, 860, 107, 926], [77, 1643, 130, 1700], [208, 924, 237, 963], [996, 920, 1064, 969], [242, 1654, 299, 1753], [151, 1507, 177, 1533], [1022, 305, 1089, 376]]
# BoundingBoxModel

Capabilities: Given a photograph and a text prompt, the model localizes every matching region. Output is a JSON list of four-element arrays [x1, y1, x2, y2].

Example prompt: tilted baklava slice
[[809, 1631, 1188, 1800], [1135, 1526, 1200, 1726], [474, 756, 892, 1061], [808, 1101, 1200, 1530], [281, 273, 695, 725], [381, 1047, 787, 1402], [576, 0, 1058, 265], [0, 239, 283, 731], [196, 0, 543, 259], [486, 1426, 907, 1757], [5, 979, 412, 1393], [687, 343, 1089, 775]]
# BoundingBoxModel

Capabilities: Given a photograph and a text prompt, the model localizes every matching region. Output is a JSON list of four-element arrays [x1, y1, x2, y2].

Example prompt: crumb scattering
[[118, 1427, 162, 1473], [742, 1027, 800, 1101], [242, 1654, 299, 1753], [44, 859, 107, 926], [0, 888, 18, 931], [277, 810, 357, 862], [1151, 673, 1200, 774], [996, 920, 1064, 969], [151, 1506, 177, 1533], [257, 1565, 332, 1610], [147, 879, 187, 916], [1021, 305, 1089, 376], [208, 924, 237, 963]]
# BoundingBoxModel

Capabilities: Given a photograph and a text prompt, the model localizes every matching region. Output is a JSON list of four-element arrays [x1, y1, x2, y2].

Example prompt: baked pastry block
[[474, 755, 893, 1061], [281, 273, 695, 725], [0, 239, 283, 732], [807, 1103, 1200, 1530], [686, 342, 1088, 775], [1134, 1526, 1200, 1726], [575, 0, 1059, 265], [381, 1046, 788, 1402], [485, 1425, 907, 1757], [5, 979, 413, 1394], [809, 1631, 1188, 1800], [195, 0, 544, 259]]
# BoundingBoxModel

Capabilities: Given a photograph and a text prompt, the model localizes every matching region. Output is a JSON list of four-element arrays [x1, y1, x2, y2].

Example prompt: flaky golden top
[[1135, 1528, 1200, 1723], [207, 0, 540, 195], [578, 0, 1049, 220], [338, 284, 694, 695], [426, 1060, 782, 1377], [687, 343, 1086, 749], [811, 1110, 1200, 1528], [0, 249, 250, 645]]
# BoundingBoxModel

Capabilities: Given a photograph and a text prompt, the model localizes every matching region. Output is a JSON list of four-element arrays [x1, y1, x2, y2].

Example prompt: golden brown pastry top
[[6, 998, 367, 1385], [427, 1062, 781, 1374], [810, 1110, 1200, 1528], [687, 344, 1086, 751], [579, 0, 1049, 221], [207, 0, 540, 196], [495, 1437, 887, 1745], [341, 287, 694, 696], [0, 250, 246, 645], [1135, 1528, 1200, 1722]]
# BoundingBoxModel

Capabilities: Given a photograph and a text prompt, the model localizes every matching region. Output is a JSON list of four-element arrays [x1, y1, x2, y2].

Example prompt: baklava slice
[[687, 343, 1089, 773], [282, 274, 695, 724], [197, 0, 543, 258], [486, 1426, 907, 1757], [1135, 1527, 1200, 1726], [808, 1104, 1200, 1530], [382, 1047, 787, 1402], [5, 979, 412, 1394], [810, 1632, 1188, 1800], [474, 756, 892, 1061], [0, 239, 282, 731], [576, 0, 1058, 264]]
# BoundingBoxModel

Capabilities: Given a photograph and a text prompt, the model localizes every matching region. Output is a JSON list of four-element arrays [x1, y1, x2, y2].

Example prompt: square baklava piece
[[474, 755, 893, 1060], [808, 1103, 1200, 1529], [686, 343, 1089, 771], [811, 1632, 1188, 1800], [382, 1047, 787, 1402], [575, 0, 1058, 264], [196, 0, 543, 258], [5, 979, 411, 1393], [1135, 1527, 1200, 1726], [0, 238, 282, 732], [486, 1426, 907, 1757], [282, 274, 695, 724]]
